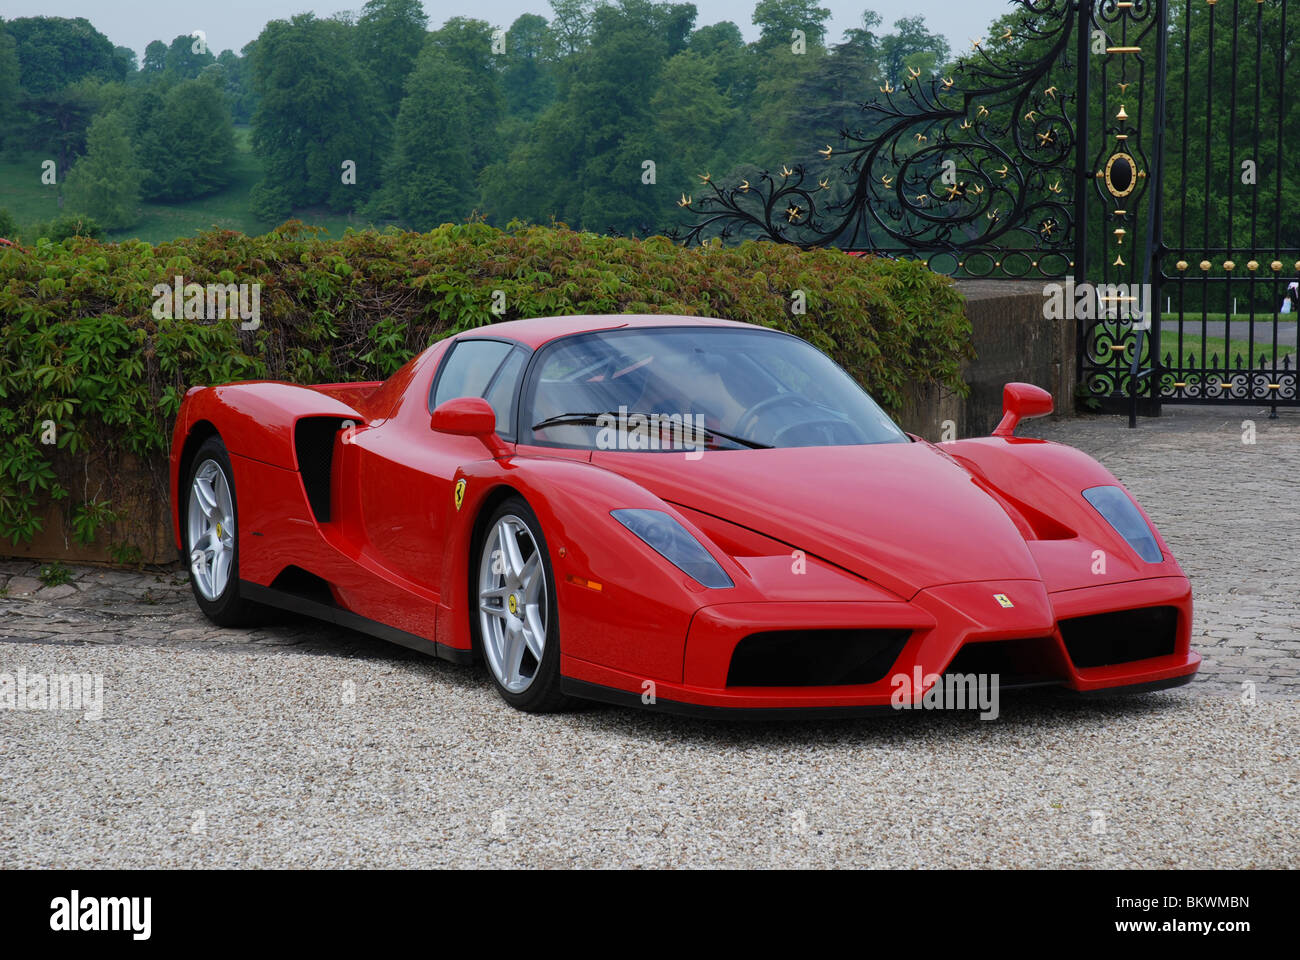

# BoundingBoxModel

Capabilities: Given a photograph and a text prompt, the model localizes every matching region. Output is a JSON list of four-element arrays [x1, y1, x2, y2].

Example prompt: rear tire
[[472, 496, 571, 712], [184, 436, 259, 626]]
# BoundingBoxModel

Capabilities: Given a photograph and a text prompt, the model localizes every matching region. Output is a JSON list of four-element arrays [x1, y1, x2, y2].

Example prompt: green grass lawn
[[0, 127, 384, 244], [1161, 312, 1297, 324], [1140, 332, 1295, 366]]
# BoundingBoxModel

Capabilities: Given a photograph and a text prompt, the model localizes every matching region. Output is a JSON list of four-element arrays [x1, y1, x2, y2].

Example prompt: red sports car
[[169, 314, 1199, 715]]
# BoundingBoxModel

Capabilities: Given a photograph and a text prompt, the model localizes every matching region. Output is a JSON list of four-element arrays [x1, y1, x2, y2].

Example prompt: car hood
[[590, 442, 1042, 600]]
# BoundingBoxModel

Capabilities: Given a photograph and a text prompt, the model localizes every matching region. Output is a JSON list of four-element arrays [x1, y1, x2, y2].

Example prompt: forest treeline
[[0, 0, 953, 237]]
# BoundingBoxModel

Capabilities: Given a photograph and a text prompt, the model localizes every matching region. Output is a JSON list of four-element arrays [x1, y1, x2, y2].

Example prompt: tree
[[502, 14, 555, 119], [112, 45, 137, 75], [428, 18, 506, 172], [368, 49, 476, 230], [752, 0, 831, 52], [142, 40, 166, 75], [216, 49, 256, 124], [62, 110, 142, 229], [481, 0, 680, 233], [134, 78, 235, 201], [163, 33, 216, 79], [548, 0, 596, 57], [878, 15, 950, 84], [5, 16, 123, 93], [18, 82, 101, 200], [354, 0, 428, 119], [249, 14, 385, 213], [649, 51, 737, 196], [0, 20, 21, 150]]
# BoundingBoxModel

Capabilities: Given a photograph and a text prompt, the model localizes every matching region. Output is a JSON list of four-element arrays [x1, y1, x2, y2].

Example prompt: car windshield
[[523, 326, 909, 450]]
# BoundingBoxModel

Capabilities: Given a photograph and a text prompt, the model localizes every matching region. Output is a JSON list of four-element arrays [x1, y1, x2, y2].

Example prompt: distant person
[[1285, 275, 1300, 314]]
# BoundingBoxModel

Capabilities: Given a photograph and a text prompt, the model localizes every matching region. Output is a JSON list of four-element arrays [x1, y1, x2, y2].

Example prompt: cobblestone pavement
[[0, 406, 1296, 868]]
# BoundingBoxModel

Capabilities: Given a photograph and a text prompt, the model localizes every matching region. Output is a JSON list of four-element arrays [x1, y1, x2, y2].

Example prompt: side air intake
[[294, 417, 348, 523]]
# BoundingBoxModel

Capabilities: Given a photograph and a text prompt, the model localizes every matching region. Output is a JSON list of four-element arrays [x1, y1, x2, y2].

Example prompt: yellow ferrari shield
[[454, 479, 466, 511], [994, 593, 1014, 608]]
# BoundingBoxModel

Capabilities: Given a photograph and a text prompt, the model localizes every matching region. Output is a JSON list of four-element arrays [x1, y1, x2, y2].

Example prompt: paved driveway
[[1, 406, 1296, 867]]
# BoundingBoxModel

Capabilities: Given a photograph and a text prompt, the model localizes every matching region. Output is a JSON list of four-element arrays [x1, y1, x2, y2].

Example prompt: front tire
[[473, 497, 571, 712], [185, 436, 258, 626]]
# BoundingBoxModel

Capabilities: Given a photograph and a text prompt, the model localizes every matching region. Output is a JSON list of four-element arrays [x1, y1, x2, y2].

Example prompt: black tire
[[184, 436, 260, 627], [471, 496, 572, 712]]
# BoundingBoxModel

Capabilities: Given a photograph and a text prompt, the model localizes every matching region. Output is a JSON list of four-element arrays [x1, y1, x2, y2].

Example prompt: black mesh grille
[[1059, 606, 1179, 668], [941, 636, 1064, 687], [294, 417, 343, 523], [726, 629, 910, 687]]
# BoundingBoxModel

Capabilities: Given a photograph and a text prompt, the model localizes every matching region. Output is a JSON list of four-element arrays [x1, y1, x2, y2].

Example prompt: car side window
[[483, 348, 527, 434], [431, 339, 522, 435]]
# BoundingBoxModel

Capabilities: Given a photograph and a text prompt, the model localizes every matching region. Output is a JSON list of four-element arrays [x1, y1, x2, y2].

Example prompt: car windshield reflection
[[523, 326, 909, 450]]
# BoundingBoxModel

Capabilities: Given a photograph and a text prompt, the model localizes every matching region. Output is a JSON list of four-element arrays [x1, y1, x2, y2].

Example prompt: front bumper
[[559, 575, 1199, 714]]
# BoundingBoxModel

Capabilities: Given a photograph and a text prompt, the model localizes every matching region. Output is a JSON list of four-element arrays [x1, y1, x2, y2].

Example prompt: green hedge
[[0, 221, 971, 551]]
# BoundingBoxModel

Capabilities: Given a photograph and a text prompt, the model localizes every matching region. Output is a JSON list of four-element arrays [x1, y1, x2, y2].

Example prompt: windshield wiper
[[530, 412, 771, 449]]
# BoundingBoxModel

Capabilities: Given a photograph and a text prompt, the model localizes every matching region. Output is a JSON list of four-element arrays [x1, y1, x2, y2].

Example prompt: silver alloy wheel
[[187, 458, 236, 601], [478, 515, 548, 693]]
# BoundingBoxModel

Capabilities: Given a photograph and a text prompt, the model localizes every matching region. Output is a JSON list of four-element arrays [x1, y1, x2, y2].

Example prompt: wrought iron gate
[[672, 0, 1297, 419], [1141, 0, 1297, 415]]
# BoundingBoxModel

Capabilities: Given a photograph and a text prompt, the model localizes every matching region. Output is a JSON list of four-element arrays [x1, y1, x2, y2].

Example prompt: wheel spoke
[[498, 523, 525, 581], [522, 605, 545, 660], [504, 624, 527, 682], [211, 544, 231, 592], [194, 476, 219, 518], [520, 551, 540, 593]]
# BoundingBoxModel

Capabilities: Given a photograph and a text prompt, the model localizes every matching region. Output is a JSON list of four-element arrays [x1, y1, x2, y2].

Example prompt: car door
[[353, 338, 528, 595]]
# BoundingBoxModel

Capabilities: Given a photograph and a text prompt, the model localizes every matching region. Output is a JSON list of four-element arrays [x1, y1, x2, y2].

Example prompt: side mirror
[[991, 382, 1053, 438], [430, 397, 510, 459]]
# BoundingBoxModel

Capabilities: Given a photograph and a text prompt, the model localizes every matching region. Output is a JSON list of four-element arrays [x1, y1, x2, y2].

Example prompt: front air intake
[[1058, 605, 1179, 668], [726, 629, 910, 687]]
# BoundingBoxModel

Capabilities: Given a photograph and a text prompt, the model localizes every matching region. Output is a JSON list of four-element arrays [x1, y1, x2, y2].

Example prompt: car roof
[[455, 313, 760, 349]]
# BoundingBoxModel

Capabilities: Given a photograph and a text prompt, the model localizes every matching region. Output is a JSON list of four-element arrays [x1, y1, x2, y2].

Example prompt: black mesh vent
[[1059, 606, 1179, 668], [942, 636, 1063, 687], [294, 417, 344, 523], [726, 629, 910, 687]]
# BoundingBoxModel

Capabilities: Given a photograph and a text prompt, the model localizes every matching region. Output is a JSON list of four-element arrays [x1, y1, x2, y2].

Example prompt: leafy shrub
[[0, 222, 971, 549], [38, 561, 72, 587], [21, 214, 104, 244]]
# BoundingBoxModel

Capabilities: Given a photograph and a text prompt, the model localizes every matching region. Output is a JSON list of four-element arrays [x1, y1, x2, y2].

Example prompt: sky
[[0, 0, 1015, 60]]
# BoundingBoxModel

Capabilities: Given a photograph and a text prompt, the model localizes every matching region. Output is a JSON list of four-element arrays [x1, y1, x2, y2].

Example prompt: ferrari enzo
[[169, 314, 1200, 715]]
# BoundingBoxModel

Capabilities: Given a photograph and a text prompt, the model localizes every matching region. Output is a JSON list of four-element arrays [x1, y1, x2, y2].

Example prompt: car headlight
[[1082, 485, 1163, 563], [611, 509, 734, 589]]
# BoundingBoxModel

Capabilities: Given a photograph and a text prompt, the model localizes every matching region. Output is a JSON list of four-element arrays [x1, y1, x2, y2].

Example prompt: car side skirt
[[240, 580, 474, 665]]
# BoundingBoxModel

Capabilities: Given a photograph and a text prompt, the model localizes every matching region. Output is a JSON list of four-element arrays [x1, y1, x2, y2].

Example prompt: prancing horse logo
[[993, 593, 1014, 608], [454, 479, 466, 511]]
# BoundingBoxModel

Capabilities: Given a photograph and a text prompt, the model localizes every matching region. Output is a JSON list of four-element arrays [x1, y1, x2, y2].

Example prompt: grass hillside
[[0, 127, 381, 244]]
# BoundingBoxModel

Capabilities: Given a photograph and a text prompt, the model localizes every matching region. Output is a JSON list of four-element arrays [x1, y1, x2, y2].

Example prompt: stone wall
[[897, 279, 1074, 440]]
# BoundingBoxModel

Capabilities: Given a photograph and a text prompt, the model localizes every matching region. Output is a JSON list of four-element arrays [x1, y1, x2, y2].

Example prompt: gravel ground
[[0, 643, 1294, 869], [1, 405, 1297, 868]]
